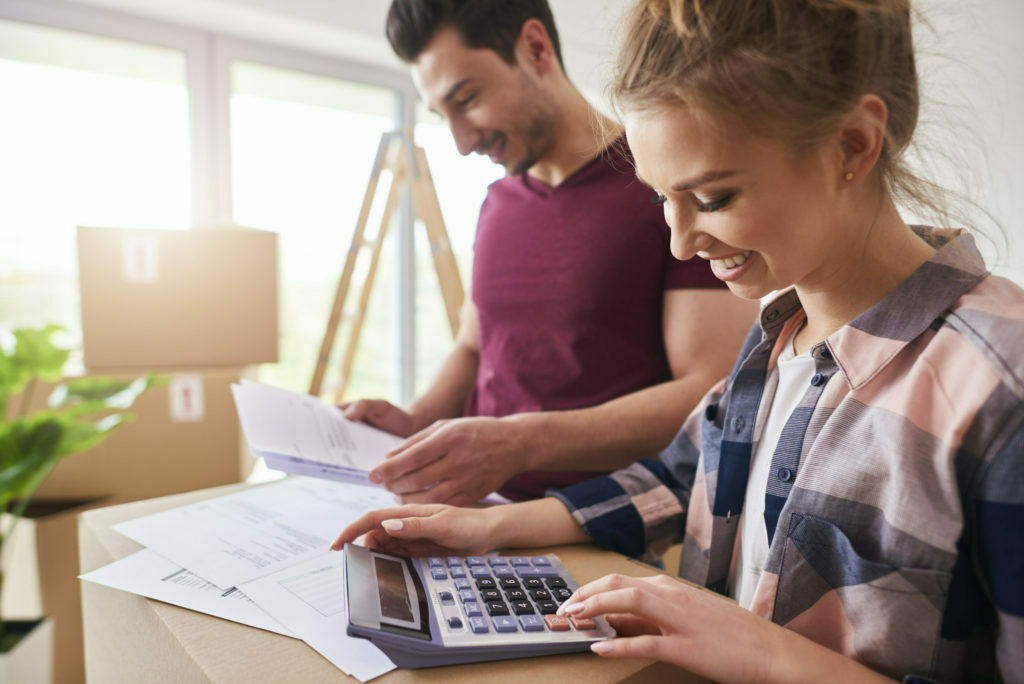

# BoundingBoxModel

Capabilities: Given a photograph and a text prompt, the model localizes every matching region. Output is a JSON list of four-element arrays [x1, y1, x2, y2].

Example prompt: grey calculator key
[[428, 557, 444, 567], [448, 617, 463, 629], [530, 557, 551, 566], [469, 616, 489, 634], [459, 589, 476, 603], [466, 557, 486, 566], [494, 566, 514, 577], [450, 566, 467, 578], [509, 556, 530, 566], [515, 566, 541, 577], [430, 567, 448, 580], [464, 601, 482, 617], [454, 578, 472, 590], [519, 615, 545, 632], [446, 557, 462, 567], [492, 615, 517, 633], [439, 591, 454, 604], [470, 566, 491, 578], [487, 556, 508, 566], [531, 566, 559, 578]]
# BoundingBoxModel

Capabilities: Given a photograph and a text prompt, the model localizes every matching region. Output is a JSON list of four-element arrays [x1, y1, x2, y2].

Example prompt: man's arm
[[518, 289, 758, 471]]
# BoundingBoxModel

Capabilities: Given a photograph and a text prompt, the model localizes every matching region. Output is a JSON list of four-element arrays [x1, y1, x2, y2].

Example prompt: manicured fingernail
[[591, 640, 613, 654], [564, 601, 585, 614], [381, 519, 403, 531]]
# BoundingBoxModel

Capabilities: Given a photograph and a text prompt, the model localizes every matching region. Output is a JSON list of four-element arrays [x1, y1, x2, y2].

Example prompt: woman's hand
[[330, 504, 497, 557], [559, 574, 893, 684]]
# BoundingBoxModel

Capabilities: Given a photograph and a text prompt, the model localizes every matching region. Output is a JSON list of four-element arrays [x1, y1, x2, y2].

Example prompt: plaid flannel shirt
[[551, 228, 1024, 682]]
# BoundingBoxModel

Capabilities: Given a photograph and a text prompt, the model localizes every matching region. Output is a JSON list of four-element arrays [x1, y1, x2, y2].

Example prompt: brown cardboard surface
[[2, 498, 109, 684], [16, 368, 255, 502], [77, 225, 278, 369], [79, 483, 710, 683]]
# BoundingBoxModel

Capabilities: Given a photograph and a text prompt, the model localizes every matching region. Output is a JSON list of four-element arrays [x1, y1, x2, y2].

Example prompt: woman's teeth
[[713, 251, 753, 269]]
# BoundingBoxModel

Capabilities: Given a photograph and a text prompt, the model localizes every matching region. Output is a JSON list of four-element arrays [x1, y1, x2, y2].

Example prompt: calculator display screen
[[375, 557, 414, 623]]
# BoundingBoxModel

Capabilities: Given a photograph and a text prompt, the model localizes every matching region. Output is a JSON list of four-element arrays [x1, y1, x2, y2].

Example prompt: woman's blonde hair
[[613, 0, 981, 237]]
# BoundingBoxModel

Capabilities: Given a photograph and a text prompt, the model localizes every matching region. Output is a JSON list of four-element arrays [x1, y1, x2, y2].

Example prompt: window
[[0, 18, 190, 346]]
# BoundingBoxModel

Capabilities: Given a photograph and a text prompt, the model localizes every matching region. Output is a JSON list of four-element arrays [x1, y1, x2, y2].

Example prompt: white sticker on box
[[169, 374, 205, 422], [122, 235, 159, 283]]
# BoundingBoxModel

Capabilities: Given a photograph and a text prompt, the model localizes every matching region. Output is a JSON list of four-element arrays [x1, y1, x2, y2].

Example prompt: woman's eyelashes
[[651, 193, 668, 206], [696, 191, 736, 213]]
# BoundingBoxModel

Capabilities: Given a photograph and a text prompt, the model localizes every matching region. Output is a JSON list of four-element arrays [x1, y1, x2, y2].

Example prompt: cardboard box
[[79, 483, 709, 683], [2, 498, 109, 684], [13, 368, 255, 502], [77, 225, 279, 369]]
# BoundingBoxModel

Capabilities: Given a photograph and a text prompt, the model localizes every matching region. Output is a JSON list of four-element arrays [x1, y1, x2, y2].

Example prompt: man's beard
[[507, 83, 556, 176]]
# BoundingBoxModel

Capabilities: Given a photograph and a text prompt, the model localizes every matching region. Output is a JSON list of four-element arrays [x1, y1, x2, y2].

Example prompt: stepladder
[[310, 130, 464, 400]]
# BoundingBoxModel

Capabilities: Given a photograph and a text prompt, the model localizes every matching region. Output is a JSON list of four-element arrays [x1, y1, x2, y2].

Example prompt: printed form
[[113, 477, 394, 589]]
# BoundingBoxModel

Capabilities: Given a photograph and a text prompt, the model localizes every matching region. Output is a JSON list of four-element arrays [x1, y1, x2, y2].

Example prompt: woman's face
[[625, 105, 846, 301]]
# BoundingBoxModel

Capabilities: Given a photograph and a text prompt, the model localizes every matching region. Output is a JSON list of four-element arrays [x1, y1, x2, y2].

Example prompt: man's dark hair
[[386, 0, 564, 69]]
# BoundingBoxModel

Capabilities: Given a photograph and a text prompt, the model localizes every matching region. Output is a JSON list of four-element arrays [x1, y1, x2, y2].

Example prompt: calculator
[[343, 543, 615, 668]]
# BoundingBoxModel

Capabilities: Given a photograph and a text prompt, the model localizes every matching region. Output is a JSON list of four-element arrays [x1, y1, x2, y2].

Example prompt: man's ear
[[515, 18, 557, 77], [837, 94, 888, 185]]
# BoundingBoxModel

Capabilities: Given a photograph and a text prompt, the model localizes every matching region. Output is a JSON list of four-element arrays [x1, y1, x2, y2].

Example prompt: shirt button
[[820, 347, 833, 360], [810, 373, 825, 387], [733, 416, 746, 432], [777, 467, 793, 482], [705, 404, 718, 421], [765, 309, 779, 322]]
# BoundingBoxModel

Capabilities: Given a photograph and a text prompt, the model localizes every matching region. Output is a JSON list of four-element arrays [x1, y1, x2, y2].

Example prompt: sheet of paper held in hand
[[231, 380, 404, 485], [79, 548, 295, 638], [113, 477, 394, 589], [240, 553, 397, 682]]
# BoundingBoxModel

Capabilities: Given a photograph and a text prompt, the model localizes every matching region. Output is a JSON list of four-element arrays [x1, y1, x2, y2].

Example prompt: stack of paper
[[80, 477, 400, 682], [231, 380, 404, 485]]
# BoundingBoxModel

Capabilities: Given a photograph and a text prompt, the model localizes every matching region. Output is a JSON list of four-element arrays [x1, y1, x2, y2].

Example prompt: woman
[[333, 1, 1022, 680]]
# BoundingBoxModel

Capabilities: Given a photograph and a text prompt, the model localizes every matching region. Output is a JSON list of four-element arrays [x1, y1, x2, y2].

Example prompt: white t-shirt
[[728, 331, 816, 609]]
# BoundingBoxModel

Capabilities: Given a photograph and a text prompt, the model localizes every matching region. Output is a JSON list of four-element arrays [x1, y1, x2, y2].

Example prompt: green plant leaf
[[0, 418, 64, 501], [10, 325, 70, 383]]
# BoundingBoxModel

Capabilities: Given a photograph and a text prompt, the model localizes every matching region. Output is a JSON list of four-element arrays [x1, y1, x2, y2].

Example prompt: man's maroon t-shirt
[[465, 142, 726, 501]]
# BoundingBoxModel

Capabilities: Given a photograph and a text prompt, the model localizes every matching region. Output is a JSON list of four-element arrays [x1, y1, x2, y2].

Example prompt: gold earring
[[844, 171, 854, 181]]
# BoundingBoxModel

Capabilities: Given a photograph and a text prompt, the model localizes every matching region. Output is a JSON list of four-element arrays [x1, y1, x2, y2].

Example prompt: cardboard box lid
[[79, 483, 709, 683], [78, 226, 279, 369]]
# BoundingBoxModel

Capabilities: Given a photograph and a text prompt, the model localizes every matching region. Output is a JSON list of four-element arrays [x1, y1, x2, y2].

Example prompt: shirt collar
[[758, 228, 989, 390]]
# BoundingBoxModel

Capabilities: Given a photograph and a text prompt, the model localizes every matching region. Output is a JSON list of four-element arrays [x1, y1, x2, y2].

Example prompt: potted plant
[[0, 324, 163, 681]]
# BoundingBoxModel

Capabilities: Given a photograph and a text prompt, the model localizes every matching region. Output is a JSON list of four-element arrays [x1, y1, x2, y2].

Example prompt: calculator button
[[459, 589, 477, 603], [529, 589, 551, 601], [480, 589, 502, 602], [430, 567, 448, 580], [544, 577, 567, 589], [464, 601, 483, 617], [570, 617, 596, 630], [515, 566, 541, 578], [523, 578, 544, 589], [466, 557, 486, 566], [511, 601, 534, 615], [509, 556, 531, 566], [487, 556, 508, 566], [454, 578, 472, 590], [470, 566, 492, 578], [448, 617, 463, 630], [553, 588, 574, 602], [544, 614, 571, 631], [493, 566, 514, 577], [536, 601, 559, 615], [492, 615, 517, 633], [449, 566, 467, 579], [486, 601, 510, 616], [446, 557, 462, 567], [469, 616, 489, 634], [499, 577, 520, 589], [428, 557, 444, 567], [531, 566, 559, 577], [439, 591, 454, 604], [476, 577, 497, 590], [505, 589, 527, 601], [519, 615, 545, 632], [530, 556, 551, 566]]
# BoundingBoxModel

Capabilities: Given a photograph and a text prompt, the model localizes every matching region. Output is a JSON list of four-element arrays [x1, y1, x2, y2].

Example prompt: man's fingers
[[383, 421, 443, 459], [396, 479, 460, 505], [388, 457, 456, 495], [373, 431, 450, 484]]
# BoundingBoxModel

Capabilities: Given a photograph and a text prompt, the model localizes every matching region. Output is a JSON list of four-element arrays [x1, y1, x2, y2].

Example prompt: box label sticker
[[169, 374, 205, 422], [122, 235, 159, 283]]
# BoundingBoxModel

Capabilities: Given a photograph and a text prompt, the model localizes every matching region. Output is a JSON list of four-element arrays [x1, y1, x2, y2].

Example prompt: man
[[343, 0, 756, 504]]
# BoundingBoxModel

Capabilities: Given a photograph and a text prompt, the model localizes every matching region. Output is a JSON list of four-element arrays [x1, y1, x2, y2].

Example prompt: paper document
[[240, 553, 396, 682], [113, 477, 394, 589], [232, 380, 403, 485], [80, 549, 294, 637]]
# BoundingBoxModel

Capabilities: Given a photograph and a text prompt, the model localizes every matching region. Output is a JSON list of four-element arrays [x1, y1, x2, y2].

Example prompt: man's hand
[[341, 399, 419, 438], [369, 416, 535, 506]]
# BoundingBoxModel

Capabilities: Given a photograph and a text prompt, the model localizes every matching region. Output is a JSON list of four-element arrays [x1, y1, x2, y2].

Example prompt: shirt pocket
[[773, 513, 951, 680]]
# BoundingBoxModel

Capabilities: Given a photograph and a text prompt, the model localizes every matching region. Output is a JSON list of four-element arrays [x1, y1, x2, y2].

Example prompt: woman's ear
[[516, 18, 557, 77], [838, 94, 888, 184]]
